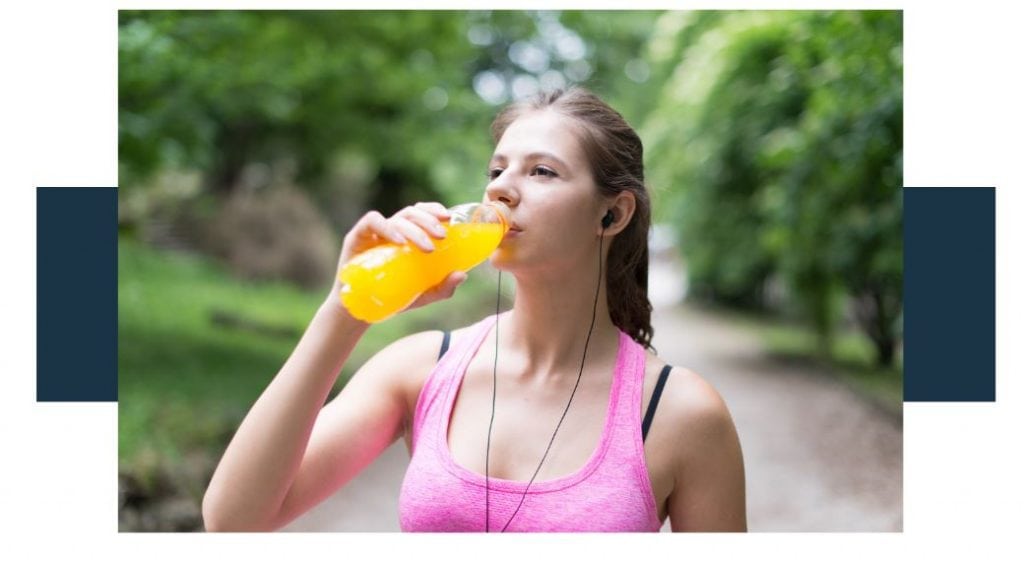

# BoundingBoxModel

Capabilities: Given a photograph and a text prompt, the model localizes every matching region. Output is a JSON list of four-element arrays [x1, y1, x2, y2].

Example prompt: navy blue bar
[[904, 187, 995, 401], [37, 187, 118, 402]]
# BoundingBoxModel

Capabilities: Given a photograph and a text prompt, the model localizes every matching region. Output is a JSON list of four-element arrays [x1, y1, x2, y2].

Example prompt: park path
[[281, 298, 902, 532]]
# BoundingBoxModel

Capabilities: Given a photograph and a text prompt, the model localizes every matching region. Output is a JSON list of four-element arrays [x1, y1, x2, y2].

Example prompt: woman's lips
[[504, 226, 523, 239]]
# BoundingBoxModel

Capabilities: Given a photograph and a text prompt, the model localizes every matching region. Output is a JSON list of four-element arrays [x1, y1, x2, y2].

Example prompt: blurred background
[[117, 10, 903, 532]]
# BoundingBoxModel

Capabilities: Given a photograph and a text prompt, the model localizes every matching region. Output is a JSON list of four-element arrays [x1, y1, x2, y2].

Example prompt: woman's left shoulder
[[642, 352, 738, 445], [643, 352, 747, 531]]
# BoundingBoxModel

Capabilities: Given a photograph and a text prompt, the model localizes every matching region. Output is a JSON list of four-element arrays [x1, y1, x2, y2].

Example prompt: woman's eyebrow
[[489, 151, 569, 169]]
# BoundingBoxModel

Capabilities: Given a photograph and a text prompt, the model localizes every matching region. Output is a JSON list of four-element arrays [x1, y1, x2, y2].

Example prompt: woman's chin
[[488, 249, 518, 271]]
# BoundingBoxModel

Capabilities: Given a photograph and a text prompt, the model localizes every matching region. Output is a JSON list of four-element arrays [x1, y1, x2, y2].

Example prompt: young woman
[[202, 87, 747, 532]]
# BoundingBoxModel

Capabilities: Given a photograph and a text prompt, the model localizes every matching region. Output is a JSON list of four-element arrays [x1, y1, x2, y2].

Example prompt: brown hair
[[490, 87, 654, 349]]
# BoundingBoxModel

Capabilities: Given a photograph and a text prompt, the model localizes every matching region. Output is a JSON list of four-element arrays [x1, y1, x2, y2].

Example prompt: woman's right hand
[[325, 202, 468, 314]]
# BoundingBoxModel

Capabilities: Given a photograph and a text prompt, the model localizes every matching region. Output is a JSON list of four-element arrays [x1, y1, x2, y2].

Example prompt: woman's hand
[[325, 202, 468, 314]]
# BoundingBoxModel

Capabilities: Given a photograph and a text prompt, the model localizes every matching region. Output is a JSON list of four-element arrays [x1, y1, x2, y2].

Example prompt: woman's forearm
[[202, 298, 368, 531]]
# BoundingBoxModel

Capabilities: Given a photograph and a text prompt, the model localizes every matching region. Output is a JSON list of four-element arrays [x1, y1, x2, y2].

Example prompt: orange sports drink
[[338, 201, 511, 323]]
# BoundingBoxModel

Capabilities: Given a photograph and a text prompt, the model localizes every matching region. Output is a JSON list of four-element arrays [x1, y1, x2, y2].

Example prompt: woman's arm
[[202, 202, 461, 532], [201, 301, 370, 531], [666, 370, 748, 532]]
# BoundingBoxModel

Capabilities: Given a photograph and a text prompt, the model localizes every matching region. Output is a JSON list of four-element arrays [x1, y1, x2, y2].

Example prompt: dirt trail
[[281, 302, 902, 532]]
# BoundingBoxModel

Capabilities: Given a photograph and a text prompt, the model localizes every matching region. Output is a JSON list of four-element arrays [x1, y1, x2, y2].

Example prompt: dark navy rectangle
[[37, 187, 118, 402], [904, 187, 995, 401]]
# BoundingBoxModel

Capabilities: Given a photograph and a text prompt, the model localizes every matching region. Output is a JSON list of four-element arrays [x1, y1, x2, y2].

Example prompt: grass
[[119, 236, 318, 474], [118, 235, 505, 488], [706, 304, 904, 418]]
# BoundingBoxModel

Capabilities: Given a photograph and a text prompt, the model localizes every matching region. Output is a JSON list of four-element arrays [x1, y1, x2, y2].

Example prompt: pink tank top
[[398, 313, 663, 532]]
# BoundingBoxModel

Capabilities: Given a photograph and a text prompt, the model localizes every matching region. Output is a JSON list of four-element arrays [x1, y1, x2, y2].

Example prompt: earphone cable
[[486, 229, 606, 532], [485, 269, 502, 532]]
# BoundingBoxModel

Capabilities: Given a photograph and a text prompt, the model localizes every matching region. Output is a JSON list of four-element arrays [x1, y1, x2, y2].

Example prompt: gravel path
[[281, 301, 902, 532], [651, 305, 903, 531]]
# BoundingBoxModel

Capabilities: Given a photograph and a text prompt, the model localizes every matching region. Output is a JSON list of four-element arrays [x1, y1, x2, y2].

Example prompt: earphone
[[484, 209, 612, 532]]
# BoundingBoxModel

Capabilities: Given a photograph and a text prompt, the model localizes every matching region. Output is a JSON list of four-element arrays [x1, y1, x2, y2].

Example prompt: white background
[[1, 0, 1020, 559]]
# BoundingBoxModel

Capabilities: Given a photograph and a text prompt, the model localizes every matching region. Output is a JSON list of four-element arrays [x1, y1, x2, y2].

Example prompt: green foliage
[[118, 235, 323, 465], [119, 10, 664, 223], [642, 11, 903, 366], [119, 11, 491, 214]]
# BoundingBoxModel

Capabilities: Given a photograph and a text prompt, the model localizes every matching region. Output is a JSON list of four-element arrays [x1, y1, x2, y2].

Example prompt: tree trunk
[[367, 167, 409, 218], [853, 284, 900, 369], [871, 286, 898, 368], [207, 121, 261, 197], [875, 337, 895, 367]]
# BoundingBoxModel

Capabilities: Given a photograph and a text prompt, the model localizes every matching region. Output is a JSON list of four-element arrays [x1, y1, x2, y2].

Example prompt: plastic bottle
[[338, 201, 511, 323]]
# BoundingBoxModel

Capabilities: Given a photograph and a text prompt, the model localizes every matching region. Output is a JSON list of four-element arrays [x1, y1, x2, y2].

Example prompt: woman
[[202, 87, 747, 532]]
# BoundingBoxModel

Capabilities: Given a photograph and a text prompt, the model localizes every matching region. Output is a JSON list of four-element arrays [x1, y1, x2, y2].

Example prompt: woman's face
[[483, 109, 605, 273]]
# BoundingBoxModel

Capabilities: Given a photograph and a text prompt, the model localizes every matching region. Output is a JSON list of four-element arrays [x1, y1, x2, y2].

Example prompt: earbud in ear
[[601, 210, 614, 229]]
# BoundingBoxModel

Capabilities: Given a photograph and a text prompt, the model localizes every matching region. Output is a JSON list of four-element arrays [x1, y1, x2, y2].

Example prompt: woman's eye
[[487, 168, 503, 180], [533, 166, 557, 177]]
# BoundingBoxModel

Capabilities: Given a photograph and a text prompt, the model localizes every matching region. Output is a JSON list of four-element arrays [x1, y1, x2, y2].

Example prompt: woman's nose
[[484, 173, 518, 208]]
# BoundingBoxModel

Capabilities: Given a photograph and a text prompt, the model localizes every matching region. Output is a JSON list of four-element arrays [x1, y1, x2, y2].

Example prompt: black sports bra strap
[[438, 330, 451, 361], [642, 365, 674, 443]]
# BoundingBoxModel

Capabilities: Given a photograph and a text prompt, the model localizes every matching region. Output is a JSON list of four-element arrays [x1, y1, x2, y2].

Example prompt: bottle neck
[[485, 201, 511, 233]]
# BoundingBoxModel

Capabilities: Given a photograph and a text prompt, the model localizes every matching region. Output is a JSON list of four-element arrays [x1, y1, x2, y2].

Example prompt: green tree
[[769, 11, 902, 365], [643, 11, 902, 366], [119, 11, 489, 214], [119, 10, 666, 219]]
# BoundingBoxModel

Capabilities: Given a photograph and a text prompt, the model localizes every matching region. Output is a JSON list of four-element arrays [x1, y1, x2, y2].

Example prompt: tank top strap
[[607, 329, 647, 442], [410, 314, 499, 450], [602, 330, 660, 523], [444, 313, 499, 381]]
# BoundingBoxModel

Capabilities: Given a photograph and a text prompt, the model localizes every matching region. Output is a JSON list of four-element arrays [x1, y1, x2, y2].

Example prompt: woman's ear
[[601, 192, 636, 235]]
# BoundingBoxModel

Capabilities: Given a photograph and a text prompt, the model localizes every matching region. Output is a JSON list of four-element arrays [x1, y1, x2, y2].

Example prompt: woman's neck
[[497, 272, 620, 382]]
